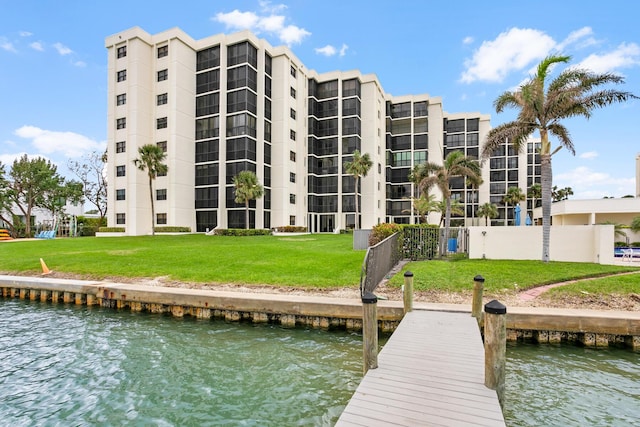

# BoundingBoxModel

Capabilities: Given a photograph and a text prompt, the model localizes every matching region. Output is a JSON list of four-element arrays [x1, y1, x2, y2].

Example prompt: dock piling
[[472, 275, 485, 325], [484, 299, 507, 408], [362, 291, 378, 374], [403, 271, 413, 313]]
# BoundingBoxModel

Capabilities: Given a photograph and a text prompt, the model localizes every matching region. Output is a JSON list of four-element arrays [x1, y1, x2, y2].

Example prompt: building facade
[[105, 27, 533, 235]]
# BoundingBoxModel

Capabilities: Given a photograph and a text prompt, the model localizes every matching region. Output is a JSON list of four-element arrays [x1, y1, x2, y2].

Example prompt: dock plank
[[336, 310, 505, 426]]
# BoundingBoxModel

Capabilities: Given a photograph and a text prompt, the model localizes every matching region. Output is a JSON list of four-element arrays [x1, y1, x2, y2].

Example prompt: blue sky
[[1, 0, 639, 199]]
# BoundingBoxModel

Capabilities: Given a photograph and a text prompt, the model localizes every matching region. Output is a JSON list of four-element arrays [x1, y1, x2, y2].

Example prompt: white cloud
[[19, 31, 32, 37], [339, 44, 348, 57], [53, 42, 73, 55], [460, 28, 555, 83], [259, 0, 287, 13], [555, 166, 635, 198], [315, 45, 337, 56], [73, 60, 86, 67], [579, 151, 598, 159], [213, 7, 310, 46], [556, 26, 596, 52], [463, 36, 474, 45], [0, 152, 30, 166], [573, 43, 640, 74], [0, 37, 17, 53], [14, 126, 105, 158], [30, 41, 44, 51]]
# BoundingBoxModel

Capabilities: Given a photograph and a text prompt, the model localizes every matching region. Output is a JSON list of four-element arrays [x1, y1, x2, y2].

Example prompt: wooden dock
[[336, 310, 506, 426]]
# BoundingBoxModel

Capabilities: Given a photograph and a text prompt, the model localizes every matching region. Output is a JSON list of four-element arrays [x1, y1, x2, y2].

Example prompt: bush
[[402, 224, 440, 260], [77, 216, 107, 237], [272, 226, 307, 233], [98, 227, 125, 232], [214, 229, 272, 236], [615, 241, 629, 247], [369, 223, 402, 246], [631, 242, 640, 248], [154, 226, 191, 233]]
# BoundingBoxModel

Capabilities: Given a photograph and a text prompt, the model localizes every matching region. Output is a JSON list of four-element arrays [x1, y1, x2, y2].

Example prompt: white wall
[[468, 225, 615, 264]]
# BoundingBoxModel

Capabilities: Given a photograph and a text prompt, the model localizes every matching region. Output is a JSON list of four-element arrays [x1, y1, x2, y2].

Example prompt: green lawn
[[1, 235, 638, 296], [0, 234, 365, 288], [387, 259, 639, 295]]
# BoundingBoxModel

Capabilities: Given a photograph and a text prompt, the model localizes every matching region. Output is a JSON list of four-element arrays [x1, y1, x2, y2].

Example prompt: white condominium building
[[105, 27, 537, 235]]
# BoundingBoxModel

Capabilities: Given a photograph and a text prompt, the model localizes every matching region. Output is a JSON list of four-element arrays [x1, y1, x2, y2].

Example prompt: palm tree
[[527, 183, 542, 209], [631, 216, 640, 233], [502, 186, 526, 226], [233, 170, 264, 229], [411, 151, 482, 253], [435, 198, 464, 227], [552, 185, 574, 202], [476, 202, 498, 226], [482, 54, 638, 262], [133, 144, 168, 236], [402, 193, 439, 224], [343, 150, 373, 230]]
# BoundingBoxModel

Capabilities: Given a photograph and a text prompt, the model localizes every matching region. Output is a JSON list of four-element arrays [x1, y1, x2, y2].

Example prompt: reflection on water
[[0, 299, 363, 426], [505, 342, 640, 426]]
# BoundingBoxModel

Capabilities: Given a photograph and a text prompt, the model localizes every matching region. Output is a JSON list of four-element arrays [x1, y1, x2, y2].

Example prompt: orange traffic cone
[[40, 258, 52, 275]]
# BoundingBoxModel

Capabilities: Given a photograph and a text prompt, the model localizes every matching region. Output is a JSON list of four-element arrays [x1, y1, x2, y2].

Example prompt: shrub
[[154, 226, 191, 233], [369, 223, 401, 246], [273, 226, 307, 233], [631, 241, 640, 248], [214, 229, 272, 236], [402, 224, 440, 260], [98, 227, 125, 232]]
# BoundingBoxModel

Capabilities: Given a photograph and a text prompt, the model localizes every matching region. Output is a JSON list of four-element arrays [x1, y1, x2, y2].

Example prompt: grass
[[545, 273, 640, 297], [0, 234, 365, 288], [1, 235, 638, 296], [387, 259, 639, 295]]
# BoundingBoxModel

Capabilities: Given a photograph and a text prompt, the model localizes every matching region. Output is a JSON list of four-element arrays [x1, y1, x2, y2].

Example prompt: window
[[227, 65, 257, 91], [156, 141, 167, 152], [290, 194, 296, 204], [116, 189, 125, 200], [117, 70, 126, 82], [227, 89, 257, 114], [290, 129, 296, 141], [196, 69, 220, 94], [157, 69, 168, 82], [290, 151, 296, 162], [157, 45, 168, 58], [264, 53, 272, 75], [414, 101, 428, 117], [290, 172, 296, 183], [156, 213, 167, 225], [196, 93, 219, 116], [290, 65, 297, 78], [157, 169, 167, 177], [226, 113, 256, 138], [197, 46, 220, 71], [117, 46, 126, 58], [156, 189, 167, 200], [227, 41, 258, 67], [156, 117, 167, 129], [116, 141, 126, 153], [116, 93, 126, 106], [289, 215, 295, 226], [195, 116, 219, 139], [116, 165, 125, 177], [116, 118, 126, 129], [116, 213, 126, 224], [157, 93, 168, 105], [264, 120, 271, 142], [290, 108, 296, 120], [290, 87, 296, 99]]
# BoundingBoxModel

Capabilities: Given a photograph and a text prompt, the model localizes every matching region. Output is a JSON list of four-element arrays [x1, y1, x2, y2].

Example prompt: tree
[[552, 185, 574, 202], [482, 54, 638, 262], [477, 202, 498, 226], [2, 155, 69, 237], [133, 144, 168, 236], [403, 193, 439, 224], [527, 183, 542, 210], [411, 151, 482, 253], [343, 150, 373, 229], [502, 186, 526, 226], [68, 151, 108, 219], [233, 170, 264, 229], [631, 216, 640, 233], [435, 198, 464, 227]]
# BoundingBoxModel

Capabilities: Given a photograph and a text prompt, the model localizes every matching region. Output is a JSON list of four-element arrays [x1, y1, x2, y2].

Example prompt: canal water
[[1, 299, 638, 426]]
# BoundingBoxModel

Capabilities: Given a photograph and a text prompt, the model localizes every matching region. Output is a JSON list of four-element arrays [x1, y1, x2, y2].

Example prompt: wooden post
[[484, 299, 507, 408], [472, 275, 485, 323], [403, 271, 414, 314], [362, 291, 378, 375]]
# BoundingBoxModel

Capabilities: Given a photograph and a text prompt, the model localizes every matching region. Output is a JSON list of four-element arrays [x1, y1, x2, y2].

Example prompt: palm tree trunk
[[442, 197, 452, 256], [354, 176, 360, 230], [540, 153, 552, 262], [148, 176, 155, 236], [245, 201, 249, 230]]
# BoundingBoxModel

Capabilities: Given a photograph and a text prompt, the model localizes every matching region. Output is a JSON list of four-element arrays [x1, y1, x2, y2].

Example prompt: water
[[505, 342, 640, 426], [0, 300, 363, 426]]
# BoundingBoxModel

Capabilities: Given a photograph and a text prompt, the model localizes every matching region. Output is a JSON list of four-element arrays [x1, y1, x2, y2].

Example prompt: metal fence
[[359, 232, 402, 296]]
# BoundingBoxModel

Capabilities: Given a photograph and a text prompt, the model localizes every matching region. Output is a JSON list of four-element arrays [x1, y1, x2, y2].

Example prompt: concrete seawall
[[1, 275, 638, 349]]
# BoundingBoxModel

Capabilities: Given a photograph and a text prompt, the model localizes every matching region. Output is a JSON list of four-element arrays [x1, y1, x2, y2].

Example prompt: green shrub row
[[98, 227, 125, 232], [273, 226, 308, 233], [154, 226, 191, 233], [214, 229, 272, 236]]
